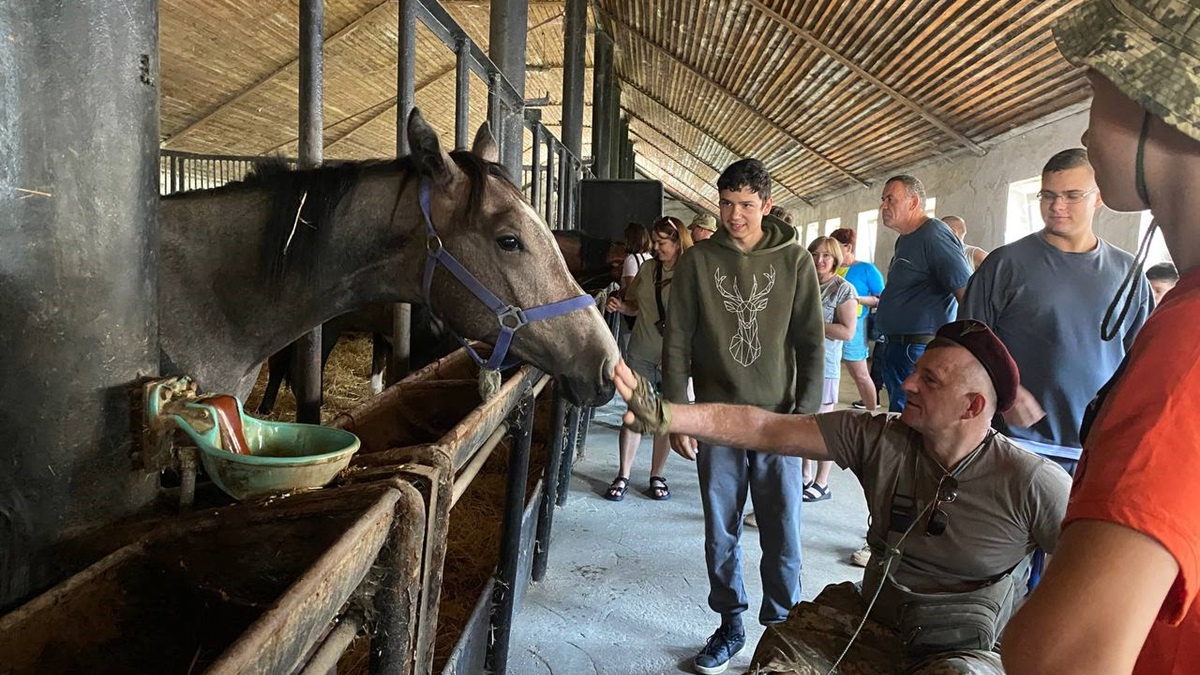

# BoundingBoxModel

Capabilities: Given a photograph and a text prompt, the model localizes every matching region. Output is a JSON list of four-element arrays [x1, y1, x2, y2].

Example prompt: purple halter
[[418, 178, 596, 372]]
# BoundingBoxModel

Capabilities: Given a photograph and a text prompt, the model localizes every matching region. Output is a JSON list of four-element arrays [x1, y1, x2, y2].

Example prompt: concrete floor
[[509, 392, 873, 675]]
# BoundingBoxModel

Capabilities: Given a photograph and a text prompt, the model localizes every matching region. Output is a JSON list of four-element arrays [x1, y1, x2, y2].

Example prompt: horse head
[[404, 110, 618, 406]]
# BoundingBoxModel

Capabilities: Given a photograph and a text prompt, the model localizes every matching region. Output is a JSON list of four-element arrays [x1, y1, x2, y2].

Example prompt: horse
[[158, 108, 618, 407], [254, 230, 625, 415]]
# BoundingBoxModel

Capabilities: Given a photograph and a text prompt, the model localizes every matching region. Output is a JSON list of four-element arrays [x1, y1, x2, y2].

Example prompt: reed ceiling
[[160, 0, 1090, 210]]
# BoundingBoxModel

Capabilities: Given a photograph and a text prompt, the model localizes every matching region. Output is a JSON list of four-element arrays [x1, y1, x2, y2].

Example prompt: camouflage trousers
[[748, 582, 1006, 675]]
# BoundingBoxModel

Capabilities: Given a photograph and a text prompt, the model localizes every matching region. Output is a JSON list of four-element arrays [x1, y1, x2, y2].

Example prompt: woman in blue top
[[830, 228, 885, 413]]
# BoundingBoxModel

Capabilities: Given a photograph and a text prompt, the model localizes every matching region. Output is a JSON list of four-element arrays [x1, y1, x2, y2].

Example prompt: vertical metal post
[[390, 0, 417, 386], [557, 145, 569, 230], [606, 84, 622, 180], [544, 136, 555, 223], [590, 32, 612, 178], [488, 392, 536, 675], [293, 0, 324, 424], [556, 405, 583, 506], [533, 391, 569, 581], [454, 36, 471, 150], [530, 122, 542, 217], [617, 118, 631, 179], [0, 0, 159, 608], [562, 0, 587, 159], [490, 0, 528, 177], [488, 71, 504, 155]]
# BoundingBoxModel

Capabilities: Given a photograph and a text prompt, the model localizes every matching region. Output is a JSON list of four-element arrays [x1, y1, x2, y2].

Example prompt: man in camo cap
[[689, 212, 718, 242], [1003, 1, 1200, 674]]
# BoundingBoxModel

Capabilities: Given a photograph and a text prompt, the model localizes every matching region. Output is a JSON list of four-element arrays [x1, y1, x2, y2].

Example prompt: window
[[803, 222, 819, 246], [1005, 176, 1042, 244], [855, 210, 878, 264], [1138, 211, 1172, 264], [926, 197, 937, 219], [823, 217, 841, 236]]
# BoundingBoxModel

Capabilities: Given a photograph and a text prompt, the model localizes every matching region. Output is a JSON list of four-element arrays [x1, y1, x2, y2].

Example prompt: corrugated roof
[[159, 0, 1089, 209]]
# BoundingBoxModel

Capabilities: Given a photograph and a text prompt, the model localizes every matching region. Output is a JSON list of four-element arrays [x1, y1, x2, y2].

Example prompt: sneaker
[[851, 400, 867, 410], [743, 511, 758, 528], [850, 543, 872, 567], [694, 625, 746, 674]]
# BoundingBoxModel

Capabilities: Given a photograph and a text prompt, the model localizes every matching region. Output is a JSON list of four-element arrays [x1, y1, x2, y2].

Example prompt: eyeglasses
[[925, 475, 958, 537], [1036, 187, 1098, 204]]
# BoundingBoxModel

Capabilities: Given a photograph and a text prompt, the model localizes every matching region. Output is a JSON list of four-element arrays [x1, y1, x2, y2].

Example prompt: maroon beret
[[933, 320, 1020, 412]]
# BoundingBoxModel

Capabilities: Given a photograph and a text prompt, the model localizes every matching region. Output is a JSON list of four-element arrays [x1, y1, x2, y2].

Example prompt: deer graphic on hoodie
[[663, 218, 825, 414]]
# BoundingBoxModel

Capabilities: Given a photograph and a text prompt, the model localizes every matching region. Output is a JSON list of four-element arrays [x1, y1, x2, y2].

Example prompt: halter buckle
[[497, 305, 527, 331], [426, 234, 444, 254]]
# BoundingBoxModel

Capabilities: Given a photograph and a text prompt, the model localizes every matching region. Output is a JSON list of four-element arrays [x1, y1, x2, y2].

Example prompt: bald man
[[617, 320, 1069, 675], [944, 215, 989, 271]]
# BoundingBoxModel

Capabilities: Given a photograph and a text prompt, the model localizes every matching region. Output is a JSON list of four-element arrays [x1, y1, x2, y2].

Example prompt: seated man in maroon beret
[[616, 320, 1070, 674]]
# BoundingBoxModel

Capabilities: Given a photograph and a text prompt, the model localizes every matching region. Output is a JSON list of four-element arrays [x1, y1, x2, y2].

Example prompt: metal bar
[[532, 390, 569, 581], [557, 144, 568, 229], [556, 405, 582, 506], [454, 36, 472, 150], [414, 0, 521, 108], [745, 0, 985, 157], [297, 610, 364, 675], [544, 136, 555, 223], [530, 122, 542, 215], [452, 422, 512, 508], [489, 0, 527, 177], [604, 75, 620, 181], [561, 0, 587, 158], [591, 32, 612, 178], [390, 0, 417, 386], [487, 392, 536, 675], [488, 71, 504, 156], [293, 0, 324, 424]]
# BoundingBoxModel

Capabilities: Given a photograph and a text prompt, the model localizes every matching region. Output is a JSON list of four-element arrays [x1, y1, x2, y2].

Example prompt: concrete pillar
[[0, 0, 160, 607], [490, 0, 529, 177]]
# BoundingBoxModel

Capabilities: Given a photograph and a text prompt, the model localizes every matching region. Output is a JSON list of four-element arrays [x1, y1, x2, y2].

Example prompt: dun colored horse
[[158, 109, 618, 407]]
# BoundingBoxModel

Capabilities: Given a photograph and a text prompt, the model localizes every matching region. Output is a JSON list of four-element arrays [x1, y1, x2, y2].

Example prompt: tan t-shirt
[[816, 410, 1071, 593], [626, 259, 674, 364]]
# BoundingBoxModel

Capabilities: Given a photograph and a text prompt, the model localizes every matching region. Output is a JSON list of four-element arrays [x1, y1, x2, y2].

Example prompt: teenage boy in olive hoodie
[[663, 158, 825, 674]]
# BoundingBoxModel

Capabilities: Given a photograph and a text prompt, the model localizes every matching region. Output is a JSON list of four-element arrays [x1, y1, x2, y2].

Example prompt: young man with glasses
[[617, 319, 1070, 673], [961, 148, 1151, 475]]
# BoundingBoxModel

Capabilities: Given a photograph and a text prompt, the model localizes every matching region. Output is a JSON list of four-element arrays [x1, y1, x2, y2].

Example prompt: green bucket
[[152, 388, 360, 501]]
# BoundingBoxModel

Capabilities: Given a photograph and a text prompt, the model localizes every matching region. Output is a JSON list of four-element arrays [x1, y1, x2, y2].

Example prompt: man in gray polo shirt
[[961, 148, 1150, 474], [874, 175, 973, 411]]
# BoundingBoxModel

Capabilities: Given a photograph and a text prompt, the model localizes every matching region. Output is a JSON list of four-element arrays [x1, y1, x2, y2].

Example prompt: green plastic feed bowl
[[192, 416, 360, 501]]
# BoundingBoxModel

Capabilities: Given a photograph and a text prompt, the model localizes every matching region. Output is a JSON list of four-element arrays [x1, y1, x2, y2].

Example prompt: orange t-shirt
[[1065, 268, 1200, 674]]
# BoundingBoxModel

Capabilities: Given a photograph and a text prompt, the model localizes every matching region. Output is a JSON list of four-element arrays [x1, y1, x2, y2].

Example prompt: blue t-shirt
[[875, 218, 972, 335], [960, 232, 1151, 458], [841, 261, 885, 318]]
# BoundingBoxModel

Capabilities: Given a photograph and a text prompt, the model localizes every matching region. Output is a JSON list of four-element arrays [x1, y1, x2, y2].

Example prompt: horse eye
[[496, 235, 524, 252]]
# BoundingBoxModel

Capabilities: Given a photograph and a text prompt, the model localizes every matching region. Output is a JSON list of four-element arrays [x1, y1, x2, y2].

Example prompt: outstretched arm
[[614, 359, 831, 461]]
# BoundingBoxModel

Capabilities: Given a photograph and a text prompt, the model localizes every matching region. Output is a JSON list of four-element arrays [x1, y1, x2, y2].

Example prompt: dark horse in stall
[[158, 109, 618, 407], [254, 230, 626, 414]]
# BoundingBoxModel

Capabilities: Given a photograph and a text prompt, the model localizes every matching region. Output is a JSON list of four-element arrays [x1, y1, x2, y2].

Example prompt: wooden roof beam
[[163, 0, 395, 147], [626, 128, 719, 196], [601, 12, 870, 190], [745, 0, 987, 157], [619, 78, 811, 206], [631, 154, 719, 213]]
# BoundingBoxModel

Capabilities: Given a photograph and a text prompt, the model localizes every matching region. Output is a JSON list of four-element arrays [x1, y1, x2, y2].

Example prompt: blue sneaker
[[694, 624, 746, 674]]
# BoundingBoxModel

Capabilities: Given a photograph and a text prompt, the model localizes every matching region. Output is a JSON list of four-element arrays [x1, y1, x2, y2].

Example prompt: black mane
[[171, 152, 519, 291]]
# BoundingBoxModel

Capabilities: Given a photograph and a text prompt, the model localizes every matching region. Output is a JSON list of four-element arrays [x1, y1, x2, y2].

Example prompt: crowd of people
[[598, 0, 1197, 673]]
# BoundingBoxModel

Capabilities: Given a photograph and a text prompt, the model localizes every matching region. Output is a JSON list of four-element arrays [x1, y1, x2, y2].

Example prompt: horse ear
[[471, 122, 500, 164], [407, 107, 459, 183]]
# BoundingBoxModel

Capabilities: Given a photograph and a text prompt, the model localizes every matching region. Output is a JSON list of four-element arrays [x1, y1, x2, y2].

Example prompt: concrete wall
[[788, 110, 1145, 269]]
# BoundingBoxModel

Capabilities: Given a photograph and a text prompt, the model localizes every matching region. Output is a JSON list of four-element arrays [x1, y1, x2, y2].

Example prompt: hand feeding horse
[[158, 109, 618, 407]]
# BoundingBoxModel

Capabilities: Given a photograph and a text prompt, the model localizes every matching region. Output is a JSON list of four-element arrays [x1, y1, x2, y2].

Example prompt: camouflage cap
[[1054, 0, 1200, 143], [689, 213, 718, 232]]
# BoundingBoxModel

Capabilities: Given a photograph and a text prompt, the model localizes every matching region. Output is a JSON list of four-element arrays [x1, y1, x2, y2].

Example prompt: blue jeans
[[697, 444, 804, 625], [881, 341, 926, 412]]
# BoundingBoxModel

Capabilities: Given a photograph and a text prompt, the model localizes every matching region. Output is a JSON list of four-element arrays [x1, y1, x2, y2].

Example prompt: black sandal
[[649, 476, 671, 501], [605, 476, 630, 502]]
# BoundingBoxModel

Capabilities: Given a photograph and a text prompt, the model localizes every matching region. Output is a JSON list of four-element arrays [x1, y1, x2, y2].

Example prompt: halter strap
[[417, 178, 595, 372]]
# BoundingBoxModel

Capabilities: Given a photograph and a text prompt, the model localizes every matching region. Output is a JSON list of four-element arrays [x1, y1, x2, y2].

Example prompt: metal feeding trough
[[146, 376, 360, 501]]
